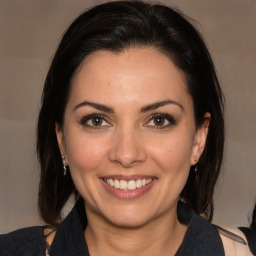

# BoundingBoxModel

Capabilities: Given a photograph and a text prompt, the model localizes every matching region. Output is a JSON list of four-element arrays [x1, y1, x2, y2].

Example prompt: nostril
[[108, 135, 147, 167]]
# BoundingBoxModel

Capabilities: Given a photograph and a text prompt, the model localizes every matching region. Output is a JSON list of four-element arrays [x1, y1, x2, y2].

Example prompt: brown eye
[[91, 117, 103, 126], [153, 116, 165, 126], [146, 114, 176, 129], [80, 114, 111, 128]]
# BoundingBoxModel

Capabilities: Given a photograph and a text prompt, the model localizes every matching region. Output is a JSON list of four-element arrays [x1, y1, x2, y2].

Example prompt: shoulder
[[0, 226, 46, 256], [189, 214, 225, 253], [177, 211, 225, 255], [218, 226, 254, 256]]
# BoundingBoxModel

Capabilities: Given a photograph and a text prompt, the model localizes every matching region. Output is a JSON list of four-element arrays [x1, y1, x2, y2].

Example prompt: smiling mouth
[[103, 178, 153, 190], [101, 176, 157, 199]]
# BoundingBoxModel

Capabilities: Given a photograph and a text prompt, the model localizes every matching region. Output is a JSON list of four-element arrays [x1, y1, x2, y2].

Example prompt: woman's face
[[56, 47, 209, 227]]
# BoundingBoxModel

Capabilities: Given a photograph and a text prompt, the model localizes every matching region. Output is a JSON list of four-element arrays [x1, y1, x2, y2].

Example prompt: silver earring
[[62, 156, 67, 176], [194, 165, 198, 182]]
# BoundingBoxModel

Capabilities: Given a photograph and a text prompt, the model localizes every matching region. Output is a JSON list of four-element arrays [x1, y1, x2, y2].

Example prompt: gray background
[[0, 0, 255, 233]]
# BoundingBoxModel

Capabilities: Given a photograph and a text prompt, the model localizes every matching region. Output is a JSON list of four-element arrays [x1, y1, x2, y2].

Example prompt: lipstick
[[100, 175, 157, 199]]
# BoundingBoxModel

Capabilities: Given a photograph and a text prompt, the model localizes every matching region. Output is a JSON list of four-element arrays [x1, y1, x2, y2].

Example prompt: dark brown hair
[[37, 0, 225, 225], [251, 203, 256, 233]]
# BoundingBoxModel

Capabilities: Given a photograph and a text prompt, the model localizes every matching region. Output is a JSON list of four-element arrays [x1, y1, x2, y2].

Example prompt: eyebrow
[[73, 101, 114, 113], [140, 100, 184, 112], [73, 99, 184, 113]]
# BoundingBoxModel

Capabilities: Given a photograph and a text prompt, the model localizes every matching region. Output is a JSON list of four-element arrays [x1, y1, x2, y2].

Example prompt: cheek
[[147, 132, 194, 172], [65, 133, 109, 172]]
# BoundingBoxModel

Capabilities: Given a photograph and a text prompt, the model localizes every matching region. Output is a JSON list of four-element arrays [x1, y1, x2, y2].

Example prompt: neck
[[84, 204, 187, 256]]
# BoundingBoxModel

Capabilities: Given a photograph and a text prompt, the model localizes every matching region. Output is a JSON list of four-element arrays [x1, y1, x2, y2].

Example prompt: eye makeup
[[80, 113, 111, 129], [145, 113, 177, 129]]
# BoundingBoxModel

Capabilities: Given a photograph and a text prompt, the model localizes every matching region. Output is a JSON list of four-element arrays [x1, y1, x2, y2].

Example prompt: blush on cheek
[[149, 139, 192, 175], [67, 140, 107, 172]]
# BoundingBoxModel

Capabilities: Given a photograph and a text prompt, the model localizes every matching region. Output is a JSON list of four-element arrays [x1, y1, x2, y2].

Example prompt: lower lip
[[101, 179, 157, 199]]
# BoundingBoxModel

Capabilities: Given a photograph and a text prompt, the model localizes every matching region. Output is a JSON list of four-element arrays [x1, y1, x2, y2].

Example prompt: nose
[[108, 128, 147, 168]]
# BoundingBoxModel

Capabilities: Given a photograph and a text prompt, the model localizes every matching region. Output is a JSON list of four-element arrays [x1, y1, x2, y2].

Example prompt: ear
[[55, 122, 67, 161], [191, 113, 211, 165]]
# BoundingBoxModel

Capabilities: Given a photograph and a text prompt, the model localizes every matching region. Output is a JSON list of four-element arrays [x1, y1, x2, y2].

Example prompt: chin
[[107, 215, 152, 229], [100, 205, 157, 229]]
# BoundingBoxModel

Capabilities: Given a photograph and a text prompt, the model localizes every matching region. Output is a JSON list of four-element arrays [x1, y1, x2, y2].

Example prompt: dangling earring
[[194, 157, 198, 182], [62, 156, 67, 176], [194, 165, 198, 181]]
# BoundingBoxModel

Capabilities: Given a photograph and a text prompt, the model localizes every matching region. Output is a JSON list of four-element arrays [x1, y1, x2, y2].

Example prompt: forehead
[[69, 47, 191, 109]]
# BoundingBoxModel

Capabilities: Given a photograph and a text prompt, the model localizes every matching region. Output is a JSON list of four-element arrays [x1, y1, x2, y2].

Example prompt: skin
[[220, 228, 253, 255], [56, 47, 210, 256]]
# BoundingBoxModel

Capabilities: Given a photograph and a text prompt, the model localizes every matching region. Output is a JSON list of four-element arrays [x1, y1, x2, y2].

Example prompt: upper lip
[[100, 175, 156, 181]]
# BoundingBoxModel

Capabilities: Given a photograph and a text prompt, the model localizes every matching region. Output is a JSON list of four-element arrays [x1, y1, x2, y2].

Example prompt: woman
[[0, 1, 252, 255]]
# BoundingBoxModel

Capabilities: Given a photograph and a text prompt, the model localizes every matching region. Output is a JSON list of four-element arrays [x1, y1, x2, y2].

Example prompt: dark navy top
[[0, 200, 225, 255]]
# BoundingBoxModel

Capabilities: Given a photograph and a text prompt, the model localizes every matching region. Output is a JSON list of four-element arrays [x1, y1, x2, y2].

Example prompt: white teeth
[[136, 179, 142, 188], [119, 180, 127, 190], [146, 179, 151, 184], [127, 180, 136, 190], [109, 179, 114, 187], [104, 178, 153, 190], [114, 179, 120, 189]]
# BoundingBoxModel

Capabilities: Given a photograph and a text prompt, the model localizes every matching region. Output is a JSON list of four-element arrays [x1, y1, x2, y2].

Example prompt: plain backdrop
[[0, 0, 255, 233]]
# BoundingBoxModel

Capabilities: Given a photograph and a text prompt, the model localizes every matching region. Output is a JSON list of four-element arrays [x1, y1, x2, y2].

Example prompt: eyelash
[[80, 114, 110, 129], [80, 113, 176, 129], [146, 113, 176, 129]]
